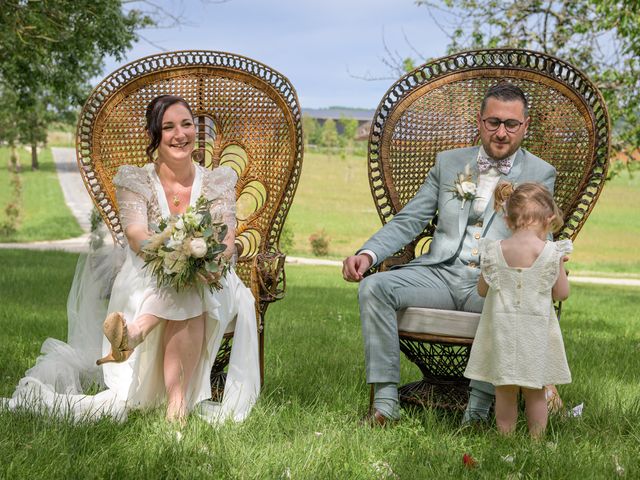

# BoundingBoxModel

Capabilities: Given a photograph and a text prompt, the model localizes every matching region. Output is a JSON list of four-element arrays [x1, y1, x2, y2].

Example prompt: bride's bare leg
[[127, 313, 163, 348], [97, 312, 163, 365], [163, 315, 205, 421]]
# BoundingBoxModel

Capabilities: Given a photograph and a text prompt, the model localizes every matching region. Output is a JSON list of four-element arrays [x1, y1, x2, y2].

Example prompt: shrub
[[309, 229, 330, 256], [0, 173, 22, 237], [278, 221, 295, 253]]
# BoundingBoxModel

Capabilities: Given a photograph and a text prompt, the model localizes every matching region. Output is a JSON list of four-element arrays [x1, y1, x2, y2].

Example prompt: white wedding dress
[[3, 163, 260, 423]]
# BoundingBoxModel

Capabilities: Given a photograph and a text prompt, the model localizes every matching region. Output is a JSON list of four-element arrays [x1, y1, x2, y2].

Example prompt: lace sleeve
[[113, 165, 152, 230], [479, 238, 500, 291], [202, 165, 238, 231]]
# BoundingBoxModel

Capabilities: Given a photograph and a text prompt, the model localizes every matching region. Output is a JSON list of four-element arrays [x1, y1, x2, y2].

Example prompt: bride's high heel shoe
[[96, 312, 133, 365]]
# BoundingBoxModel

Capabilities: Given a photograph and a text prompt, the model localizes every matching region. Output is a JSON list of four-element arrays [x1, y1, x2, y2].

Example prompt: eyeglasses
[[482, 117, 524, 134]]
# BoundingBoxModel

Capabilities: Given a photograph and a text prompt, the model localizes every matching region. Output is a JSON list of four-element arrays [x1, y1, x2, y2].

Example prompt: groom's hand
[[342, 253, 373, 282]]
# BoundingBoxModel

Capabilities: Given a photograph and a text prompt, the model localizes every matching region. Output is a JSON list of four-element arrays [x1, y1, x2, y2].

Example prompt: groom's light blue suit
[[357, 145, 556, 410]]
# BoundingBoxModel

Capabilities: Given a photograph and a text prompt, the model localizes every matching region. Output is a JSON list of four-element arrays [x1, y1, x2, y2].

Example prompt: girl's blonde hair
[[494, 182, 563, 233]]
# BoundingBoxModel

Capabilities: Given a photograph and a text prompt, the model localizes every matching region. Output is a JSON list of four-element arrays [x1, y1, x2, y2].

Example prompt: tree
[[415, 0, 640, 164], [0, 87, 22, 171], [320, 119, 339, 149], [338, 116, 359, 149], [0, 1, 152, 169], [302, 115, 322, 146]]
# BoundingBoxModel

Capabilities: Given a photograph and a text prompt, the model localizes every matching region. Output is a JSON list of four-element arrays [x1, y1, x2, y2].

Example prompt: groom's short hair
[[481, 82, 529, 117]]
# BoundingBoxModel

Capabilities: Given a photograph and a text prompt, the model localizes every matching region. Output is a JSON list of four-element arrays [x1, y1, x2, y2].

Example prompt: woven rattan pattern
[[76, 51, 303, 291], [369, 49, 609, 260], [76, 51, 303, 388], [367, 49, 610, 411]]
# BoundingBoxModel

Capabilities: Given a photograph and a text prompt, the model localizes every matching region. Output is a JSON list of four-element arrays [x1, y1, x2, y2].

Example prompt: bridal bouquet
[[141, 196, 229, 292]]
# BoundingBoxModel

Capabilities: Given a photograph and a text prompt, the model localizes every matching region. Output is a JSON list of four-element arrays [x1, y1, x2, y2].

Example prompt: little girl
[[464, 182, 572, 438]]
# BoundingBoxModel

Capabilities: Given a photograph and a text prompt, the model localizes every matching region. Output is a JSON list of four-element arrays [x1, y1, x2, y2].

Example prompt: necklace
[[172, 195, 181, 207]]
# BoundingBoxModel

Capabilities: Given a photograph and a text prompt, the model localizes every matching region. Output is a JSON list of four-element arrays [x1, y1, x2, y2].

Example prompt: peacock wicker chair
[[367, 48, 610, 411], [76, 50, 303, 400]]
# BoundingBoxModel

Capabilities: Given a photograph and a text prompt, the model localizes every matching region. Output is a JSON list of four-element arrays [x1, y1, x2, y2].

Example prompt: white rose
[[460, 181, 476, 196], [175, 218, 185, 230], [189, 237, 208, 258]]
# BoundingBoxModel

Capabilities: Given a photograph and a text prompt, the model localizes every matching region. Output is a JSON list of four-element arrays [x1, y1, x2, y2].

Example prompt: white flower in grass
[[280, 467, 291, 479], [371, 461, 397, 479], [189, 237, 208, 258], [613, 455, 625, 477]]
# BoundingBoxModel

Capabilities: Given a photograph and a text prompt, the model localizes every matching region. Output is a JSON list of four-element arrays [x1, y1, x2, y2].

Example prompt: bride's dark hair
[[145, 95, 194, 161]]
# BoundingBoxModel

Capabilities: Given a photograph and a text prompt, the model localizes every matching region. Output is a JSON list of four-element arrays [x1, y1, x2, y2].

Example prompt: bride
[[4, 95, 260, 423]]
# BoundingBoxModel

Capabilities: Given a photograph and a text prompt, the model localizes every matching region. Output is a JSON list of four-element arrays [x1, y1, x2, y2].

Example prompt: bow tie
[[477, 154, 512, 174]]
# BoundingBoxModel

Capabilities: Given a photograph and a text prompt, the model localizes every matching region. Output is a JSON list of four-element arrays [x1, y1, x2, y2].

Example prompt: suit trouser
[[358, 261, 493, 400]]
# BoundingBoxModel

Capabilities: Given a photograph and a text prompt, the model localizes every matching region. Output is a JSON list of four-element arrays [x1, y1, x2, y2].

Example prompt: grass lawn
[[287, 152, 640, 277], [285, 151, 380, 257], [0, 147, 83, 242], [1, 250, 638, 478]]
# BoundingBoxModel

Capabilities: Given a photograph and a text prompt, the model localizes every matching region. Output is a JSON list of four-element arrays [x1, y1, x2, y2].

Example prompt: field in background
[[287, 151, 640, 276], [0, 251, 638, 478], [0, 145, 638, 277]]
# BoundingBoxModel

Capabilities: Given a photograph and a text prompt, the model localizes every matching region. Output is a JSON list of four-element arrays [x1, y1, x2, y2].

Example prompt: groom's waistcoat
[[360, 146, 557, 268]]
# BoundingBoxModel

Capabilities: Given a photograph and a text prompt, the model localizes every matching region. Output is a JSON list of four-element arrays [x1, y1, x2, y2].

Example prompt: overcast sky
[[101, 0, 450, 109]]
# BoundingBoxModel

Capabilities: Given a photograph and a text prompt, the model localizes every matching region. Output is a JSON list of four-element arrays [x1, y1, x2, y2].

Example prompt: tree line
[[302, 116, 361, 149]]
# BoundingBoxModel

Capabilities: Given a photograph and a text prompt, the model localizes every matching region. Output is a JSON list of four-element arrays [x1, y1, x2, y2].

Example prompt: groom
[[342, 82, 557, 425]]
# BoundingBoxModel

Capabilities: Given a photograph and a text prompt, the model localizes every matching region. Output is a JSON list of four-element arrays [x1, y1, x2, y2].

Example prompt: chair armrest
[[253, 252, 286, 303]]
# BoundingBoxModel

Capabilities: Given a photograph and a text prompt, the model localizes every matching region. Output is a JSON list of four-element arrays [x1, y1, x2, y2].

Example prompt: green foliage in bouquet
[[140, 196, 230, 292]]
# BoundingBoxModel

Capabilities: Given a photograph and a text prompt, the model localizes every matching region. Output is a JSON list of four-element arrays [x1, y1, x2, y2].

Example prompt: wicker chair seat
[[397, 308, 479, 339]]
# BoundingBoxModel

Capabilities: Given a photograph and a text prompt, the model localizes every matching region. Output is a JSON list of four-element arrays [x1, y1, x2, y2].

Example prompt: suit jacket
[[360, 146, 557, 268]]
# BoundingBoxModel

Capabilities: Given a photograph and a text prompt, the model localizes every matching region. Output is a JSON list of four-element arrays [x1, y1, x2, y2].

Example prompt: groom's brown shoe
[[360, 409, 395, 427]]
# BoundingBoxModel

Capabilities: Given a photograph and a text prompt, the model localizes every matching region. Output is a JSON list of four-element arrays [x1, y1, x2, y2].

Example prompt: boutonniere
[[447, 164, 477, 209]]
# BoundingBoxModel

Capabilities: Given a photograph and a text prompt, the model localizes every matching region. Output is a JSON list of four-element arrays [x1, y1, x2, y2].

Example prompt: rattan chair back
[[76, 51, 303, 389], [76, 51, 303, 294], [368, 48, 610, 263]]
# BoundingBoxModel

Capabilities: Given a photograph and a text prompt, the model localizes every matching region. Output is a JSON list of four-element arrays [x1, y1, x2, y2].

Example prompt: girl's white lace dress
[[3, 163, 260, 423], [464, 239, 573, 389]]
